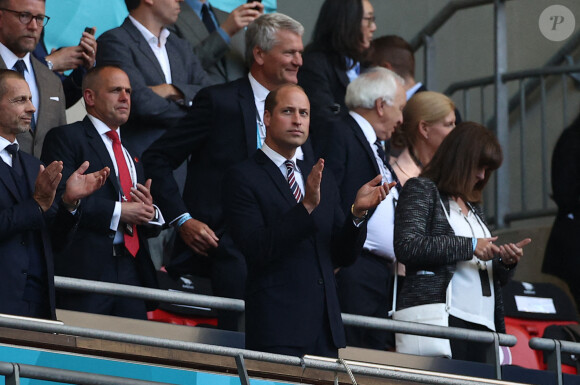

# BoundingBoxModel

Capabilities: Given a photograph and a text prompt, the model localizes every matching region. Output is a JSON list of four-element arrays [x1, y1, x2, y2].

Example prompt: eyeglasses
[[0, 8, 50, 27], [362, 16, 376, 27]]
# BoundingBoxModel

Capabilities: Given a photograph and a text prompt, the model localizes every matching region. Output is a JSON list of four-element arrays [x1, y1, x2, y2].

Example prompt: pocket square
[[50, 96, 59, 101]]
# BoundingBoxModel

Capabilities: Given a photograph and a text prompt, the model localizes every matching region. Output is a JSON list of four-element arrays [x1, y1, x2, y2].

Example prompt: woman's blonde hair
[[391, 91, 455, 149]]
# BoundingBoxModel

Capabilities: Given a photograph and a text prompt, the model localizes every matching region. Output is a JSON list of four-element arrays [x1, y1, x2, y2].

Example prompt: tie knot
[[13, 60, 27, 75], [284, 160, 295, 171], [106, 130, 121, 144], [5, 143, 17, 157]]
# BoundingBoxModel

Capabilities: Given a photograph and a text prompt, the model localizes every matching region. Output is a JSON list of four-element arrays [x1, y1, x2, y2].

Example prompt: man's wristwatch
[[351, 203, 368, 225]]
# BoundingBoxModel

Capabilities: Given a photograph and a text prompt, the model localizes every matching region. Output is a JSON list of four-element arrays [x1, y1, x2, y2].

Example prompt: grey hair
[[345, 67, 405, 110], [245, 13, 304, 67]]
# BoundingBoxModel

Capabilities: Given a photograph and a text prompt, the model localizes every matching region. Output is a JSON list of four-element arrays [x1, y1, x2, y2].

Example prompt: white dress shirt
[[260, 143, 305, 194], [0, 136, 18, 166], [248, 73, 304, 160], [447, 198, 496, 331], [128, 15, 172, 84], [350, 111, 399, 261], [88, 115, 164, 244]]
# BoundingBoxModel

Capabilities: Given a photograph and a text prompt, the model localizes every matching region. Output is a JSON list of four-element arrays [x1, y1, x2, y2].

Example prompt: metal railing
[[0, 361, 176, 385], [529, 337, 580, 385], [54, 276, 516, 379], [444, 64, 580, 225], [0, 315, 520, 385], [408, 0, 580, 227]]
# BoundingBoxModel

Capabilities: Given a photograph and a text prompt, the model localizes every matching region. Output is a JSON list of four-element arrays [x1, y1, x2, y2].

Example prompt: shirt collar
[[349, 111, 377, 146], [0, 42, 32, 73], [128, 15, 170, 47], [261, 142, 299, 170], [406, 82, 423, 100], [248, 72, 270, 103], [188, 0, 209, 17], [88, 114, 122, 140], [0, 135, 17, 153]]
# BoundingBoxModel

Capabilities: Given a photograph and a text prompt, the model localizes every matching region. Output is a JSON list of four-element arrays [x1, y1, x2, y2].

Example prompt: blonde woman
[[390, 91, 456, 186]]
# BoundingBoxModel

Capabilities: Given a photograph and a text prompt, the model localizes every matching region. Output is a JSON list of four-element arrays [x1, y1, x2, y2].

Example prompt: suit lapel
[[176, 3, 209, 43], [84, 117, 122, 194], [123, 19, 166, 81], [239, 78, 260, 157], [255, 150, 298, 207], [334, 65, 350, 89], [348, 116, 381, 175], [0, 160, 20, 200]]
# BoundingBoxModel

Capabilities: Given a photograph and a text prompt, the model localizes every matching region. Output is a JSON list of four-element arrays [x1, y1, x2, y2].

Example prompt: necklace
[[393, 160, 413, 178], [408, 146, 424, 168]]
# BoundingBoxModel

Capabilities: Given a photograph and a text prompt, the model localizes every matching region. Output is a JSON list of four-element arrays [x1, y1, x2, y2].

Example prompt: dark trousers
[[336, 251, 394, 350], [57, 248, 147, 320], [255, 308, 338, 358], [449, 315, 493, 363]]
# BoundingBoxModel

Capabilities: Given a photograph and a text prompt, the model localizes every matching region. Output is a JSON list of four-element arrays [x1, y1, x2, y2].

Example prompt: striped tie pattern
[[284, 160, 302, 203]]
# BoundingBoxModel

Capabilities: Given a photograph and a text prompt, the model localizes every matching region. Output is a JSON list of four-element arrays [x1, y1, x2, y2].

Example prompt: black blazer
[[322, 114, 381, 216], [0, 150, 78, 319], [224, 150, 366, 352], [543, 114, 580, 281], [298, 50, 350, 130], [97, 18, 211, 156], [40, 117, 158, 291], [394, 177, 512, 332]]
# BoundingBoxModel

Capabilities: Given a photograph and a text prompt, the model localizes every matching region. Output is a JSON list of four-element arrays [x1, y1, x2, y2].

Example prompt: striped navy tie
[[284, 160, 302, 203]]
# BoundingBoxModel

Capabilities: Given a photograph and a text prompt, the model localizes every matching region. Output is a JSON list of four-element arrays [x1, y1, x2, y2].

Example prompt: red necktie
[[106, 130, 139, 257]]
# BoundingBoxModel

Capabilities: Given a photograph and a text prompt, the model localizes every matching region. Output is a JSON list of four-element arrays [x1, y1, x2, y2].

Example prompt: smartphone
[[247, 0, 262, 10], [84, 27, 95, 35]]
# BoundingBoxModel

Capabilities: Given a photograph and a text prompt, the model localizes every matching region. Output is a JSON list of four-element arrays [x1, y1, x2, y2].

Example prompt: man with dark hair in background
[[96, 0, 210, 157]]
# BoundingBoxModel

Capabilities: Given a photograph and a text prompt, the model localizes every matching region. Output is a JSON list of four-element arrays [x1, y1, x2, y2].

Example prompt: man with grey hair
[[323, 66, 406, 350], [142, 12, 310, 330]]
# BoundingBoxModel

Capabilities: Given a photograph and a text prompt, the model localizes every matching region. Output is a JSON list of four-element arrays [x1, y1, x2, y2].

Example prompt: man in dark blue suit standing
[[143, 13, 306, 330], [224, 84, 394, 357], [0, 69, 108, 319], [41, 66, 164, 320]]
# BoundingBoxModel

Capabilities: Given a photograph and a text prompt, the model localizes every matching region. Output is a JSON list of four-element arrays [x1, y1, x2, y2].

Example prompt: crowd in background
[[0, 0, 533, 362]]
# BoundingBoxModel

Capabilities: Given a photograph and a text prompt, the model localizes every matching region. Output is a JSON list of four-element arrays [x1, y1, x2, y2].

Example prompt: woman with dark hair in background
[[393, 122, 531, 362], [298, 0, 376, 130]]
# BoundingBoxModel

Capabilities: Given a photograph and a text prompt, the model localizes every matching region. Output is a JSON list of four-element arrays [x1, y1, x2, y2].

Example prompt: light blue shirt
[[187, 0, 231, 44]]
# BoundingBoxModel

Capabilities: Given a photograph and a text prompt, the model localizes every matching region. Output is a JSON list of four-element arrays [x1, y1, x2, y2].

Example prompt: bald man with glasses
[[0, 0, 66, 158]]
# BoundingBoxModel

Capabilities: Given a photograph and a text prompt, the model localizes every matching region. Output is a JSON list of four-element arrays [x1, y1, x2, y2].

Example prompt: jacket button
[[20, 241, 25, 245], [318, 278, 324, 285]]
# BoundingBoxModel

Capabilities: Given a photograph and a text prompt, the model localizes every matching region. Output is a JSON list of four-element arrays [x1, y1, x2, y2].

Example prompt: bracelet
[[350, 203, 368, 221], [176, 213, 192, 228]]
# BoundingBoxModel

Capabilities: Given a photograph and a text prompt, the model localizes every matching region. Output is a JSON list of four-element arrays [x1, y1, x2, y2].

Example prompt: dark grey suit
[[0, 55, 66, 158], [172, 3, 246, 84], [96, 18, 210, 156]]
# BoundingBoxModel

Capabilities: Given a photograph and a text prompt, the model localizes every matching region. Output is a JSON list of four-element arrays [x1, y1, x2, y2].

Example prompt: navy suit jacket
[[40, 117, 158, 291], [224, 150, 366, 352], [97, 17, 211, 156], [322, 114, 381, 217], [0, 150, 77, 319]]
